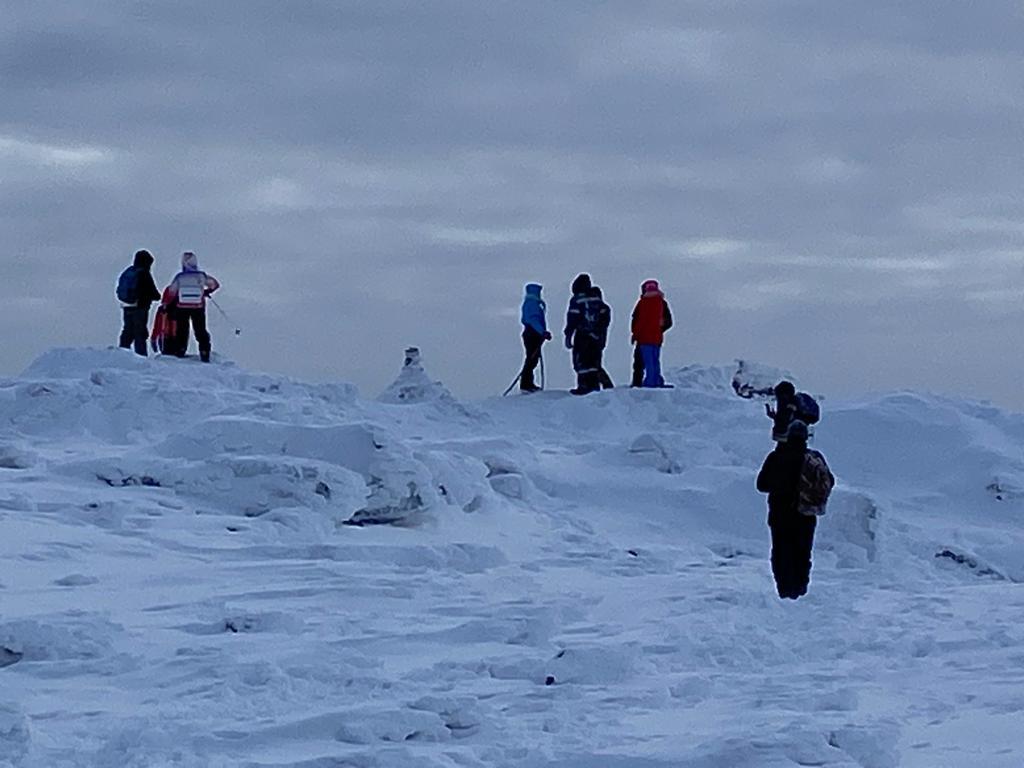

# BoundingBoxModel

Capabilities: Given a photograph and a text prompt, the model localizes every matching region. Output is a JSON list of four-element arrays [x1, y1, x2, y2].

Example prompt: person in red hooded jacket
[[630, 279, 673, 388]]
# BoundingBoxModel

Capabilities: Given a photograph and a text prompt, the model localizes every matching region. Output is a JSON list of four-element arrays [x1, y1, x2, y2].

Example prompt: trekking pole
[[539, 350, 546, 391], [502, 372, 522, 397], [209, 296, 242, 336]]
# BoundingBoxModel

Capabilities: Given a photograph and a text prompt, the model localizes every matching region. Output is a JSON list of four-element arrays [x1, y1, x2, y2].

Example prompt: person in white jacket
[[166, 251, 220, 362]]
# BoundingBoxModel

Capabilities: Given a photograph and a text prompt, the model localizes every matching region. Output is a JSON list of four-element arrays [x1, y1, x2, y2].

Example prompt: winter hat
[[641, 279, 660, 295], [786, 419, 809, 443], [181, 251, 199, 271], [525, 283, 543, 296], [571, 273, 592, 294], [774, 380, 796, 399], [133, 249, 154, 268]]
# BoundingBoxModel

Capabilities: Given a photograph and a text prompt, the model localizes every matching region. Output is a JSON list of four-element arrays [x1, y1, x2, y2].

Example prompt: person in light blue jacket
[[519, 283, 552, 392]]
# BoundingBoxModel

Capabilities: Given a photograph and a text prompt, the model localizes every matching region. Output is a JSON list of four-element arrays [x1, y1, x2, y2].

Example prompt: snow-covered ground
[[2, 348, 1023, 768]]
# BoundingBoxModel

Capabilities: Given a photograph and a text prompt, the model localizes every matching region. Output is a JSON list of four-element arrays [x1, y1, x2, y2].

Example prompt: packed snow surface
[[2, 348, 1023, 767]]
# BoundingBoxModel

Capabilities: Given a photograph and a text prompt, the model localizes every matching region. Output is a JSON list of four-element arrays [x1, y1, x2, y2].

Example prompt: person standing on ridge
[[564, 273, 603, 395], [116, 249, 162, 357], [166, 251, 220, 363], [589, 285, 614, 389], [519, 283, 552, 392], [630, 279, 673, 388], [756, 419, 834, 599], [766, 380, 821, 441]]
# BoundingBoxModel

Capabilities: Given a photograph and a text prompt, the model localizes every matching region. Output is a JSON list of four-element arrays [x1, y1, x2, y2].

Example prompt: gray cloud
[[2, 1, 1024, 406]]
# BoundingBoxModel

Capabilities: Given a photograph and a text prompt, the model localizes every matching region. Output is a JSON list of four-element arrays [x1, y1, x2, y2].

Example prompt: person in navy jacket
[[519, 283, 551, 392]]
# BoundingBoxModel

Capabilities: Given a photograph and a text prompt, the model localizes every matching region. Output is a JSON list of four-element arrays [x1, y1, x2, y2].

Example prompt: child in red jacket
[[631, 279, 673, 388]]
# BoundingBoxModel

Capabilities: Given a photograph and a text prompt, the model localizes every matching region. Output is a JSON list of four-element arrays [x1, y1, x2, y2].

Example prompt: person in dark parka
[[117, 249, 162, 356], [564, 273, 603, 395], [767, 380, 798, 441], [756, 419, 817, 599]]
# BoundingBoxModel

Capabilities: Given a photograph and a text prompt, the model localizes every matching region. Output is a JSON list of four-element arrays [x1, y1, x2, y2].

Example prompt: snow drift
[[2, 347, 1023, 767]]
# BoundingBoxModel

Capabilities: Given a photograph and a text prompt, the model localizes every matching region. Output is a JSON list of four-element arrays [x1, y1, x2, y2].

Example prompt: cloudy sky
[[4, 1, 1024, 406]]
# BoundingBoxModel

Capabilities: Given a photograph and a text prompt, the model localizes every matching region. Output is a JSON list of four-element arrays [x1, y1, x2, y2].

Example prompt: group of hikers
[[116, 250, 221, 362], [112, 258, 834, 601], [517, 273, 673, 396], [517, 275, 835, 600]]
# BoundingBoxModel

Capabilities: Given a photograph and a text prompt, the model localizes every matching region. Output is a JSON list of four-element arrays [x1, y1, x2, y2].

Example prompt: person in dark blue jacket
[[519, 283, 552, 392], [117, 249, 162, 357], [564, 273, 606, 395]]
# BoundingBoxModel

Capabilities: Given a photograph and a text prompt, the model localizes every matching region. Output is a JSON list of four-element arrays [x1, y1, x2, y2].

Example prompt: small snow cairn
[[378, 347, 456, 405]]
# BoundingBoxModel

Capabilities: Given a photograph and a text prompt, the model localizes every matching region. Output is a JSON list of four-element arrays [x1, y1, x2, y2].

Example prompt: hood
[[774, 380, 796, 399], [525, 283, 543, 298], [571, 273, 592, 295], [181, 251, 199, 271], [133, 249, 154, 269], [638, 280, 663, 296]]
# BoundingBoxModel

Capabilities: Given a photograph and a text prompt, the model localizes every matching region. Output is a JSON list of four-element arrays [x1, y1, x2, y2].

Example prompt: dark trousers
[[631, 345, 644, 387], [769, 516, 817, 599], [572, 338, 602, 393], [520, 328, 544, 389], [119, 306, 151, 357], [174, 308, 211, 361]]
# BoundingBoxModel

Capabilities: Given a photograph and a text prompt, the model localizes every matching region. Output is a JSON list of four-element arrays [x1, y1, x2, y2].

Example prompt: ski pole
[[502, 372, 522, 397], [209, 296, 242, 335]]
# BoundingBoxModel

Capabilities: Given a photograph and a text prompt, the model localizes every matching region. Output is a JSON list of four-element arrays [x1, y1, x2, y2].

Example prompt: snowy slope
[[1, 348, 1023, 768]]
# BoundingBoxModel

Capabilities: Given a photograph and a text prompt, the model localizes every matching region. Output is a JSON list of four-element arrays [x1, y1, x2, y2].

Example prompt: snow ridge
[[2, 347, 1024, 767]]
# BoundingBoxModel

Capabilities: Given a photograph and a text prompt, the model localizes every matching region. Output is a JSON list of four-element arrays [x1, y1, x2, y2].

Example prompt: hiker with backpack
[[630, 279, 673, 388], [767, 380, 821, 441], [165, 251, 220, 363], [564, 274, 607, 396], [116, 250, 162, 357], [756, 419, 835, 600], [518, 283, 552, 393]]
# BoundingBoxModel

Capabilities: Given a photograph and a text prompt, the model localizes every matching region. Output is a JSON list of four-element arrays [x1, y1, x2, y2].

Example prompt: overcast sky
[[3, 1, 1024, 407]]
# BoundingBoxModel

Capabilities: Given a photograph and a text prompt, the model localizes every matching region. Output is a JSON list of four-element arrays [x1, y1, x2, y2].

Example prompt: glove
[[543, 331, 552, 341], [564, 336, 573, 350]]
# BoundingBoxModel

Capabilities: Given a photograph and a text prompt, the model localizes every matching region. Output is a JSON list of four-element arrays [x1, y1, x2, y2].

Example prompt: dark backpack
[[794, 392, 820, 425], [116, 267, 139, 304], [798, 449, 834, 516], [578, 297, 599, 334]]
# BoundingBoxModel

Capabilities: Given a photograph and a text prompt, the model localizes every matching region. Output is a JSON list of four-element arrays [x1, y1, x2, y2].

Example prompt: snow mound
[[378, 347, 456, 406], [2, 347, 1024, 766]]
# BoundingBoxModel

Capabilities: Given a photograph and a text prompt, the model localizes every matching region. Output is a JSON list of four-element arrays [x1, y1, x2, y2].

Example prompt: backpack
[[116, 267, 139, 305], [579, 296, 599, 334], [175, 271, 208, 309], [794, 392, 820, 425], [798, 449, 834, 516]]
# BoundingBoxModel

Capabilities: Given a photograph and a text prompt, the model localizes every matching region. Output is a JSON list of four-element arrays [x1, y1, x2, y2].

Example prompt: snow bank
[[2, 347, 1023, 767]]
